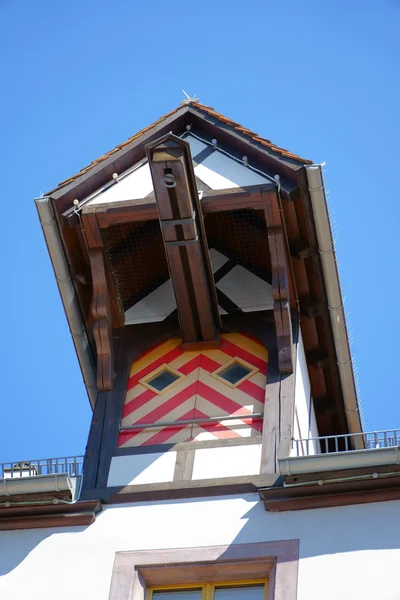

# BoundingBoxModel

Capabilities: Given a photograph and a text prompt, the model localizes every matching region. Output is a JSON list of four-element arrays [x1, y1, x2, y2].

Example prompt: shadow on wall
[[226, 497, 400, 559], [2, 493, 400, 577], [0, 525, 88, 576]]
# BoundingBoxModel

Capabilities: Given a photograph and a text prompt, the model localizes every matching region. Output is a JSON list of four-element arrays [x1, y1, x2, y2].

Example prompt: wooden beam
[[81, 212, 119, 390], [307, 352, 330, 370], [81, 183, 272, 229], [300, 298, 323, 319], [290, 240, 314, 260], [261, 188, 293, 374], [146, 134, 220, 346]]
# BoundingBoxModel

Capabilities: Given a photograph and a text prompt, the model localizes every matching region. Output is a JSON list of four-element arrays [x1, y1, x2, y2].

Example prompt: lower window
[[149, 581, 267, 600]]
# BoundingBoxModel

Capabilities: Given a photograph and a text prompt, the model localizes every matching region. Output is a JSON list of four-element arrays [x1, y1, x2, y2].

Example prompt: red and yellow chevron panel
[[118, 333, 268, 448]]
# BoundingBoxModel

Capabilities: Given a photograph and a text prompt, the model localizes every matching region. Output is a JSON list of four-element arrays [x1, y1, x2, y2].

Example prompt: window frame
[[148, 579, 268, 600], [211, 356, 259, 388], [140, 363, 186, 395], [109, 540, 299, 600]]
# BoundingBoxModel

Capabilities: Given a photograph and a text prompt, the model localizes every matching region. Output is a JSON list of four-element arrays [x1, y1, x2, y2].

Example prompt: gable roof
[[52, 101, 312, 194]]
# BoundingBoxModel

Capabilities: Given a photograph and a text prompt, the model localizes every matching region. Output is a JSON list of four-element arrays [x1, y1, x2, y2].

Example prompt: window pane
[[153, 591, 202, 600], [218, 362, 252, 385], [147, 369, 179, 391], [214, 585, 265, 600]]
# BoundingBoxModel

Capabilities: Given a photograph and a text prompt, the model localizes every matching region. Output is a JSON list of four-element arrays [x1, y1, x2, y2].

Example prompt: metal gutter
[[35, 196, 97, 408], [305, 165, 362, 438], [279, 446, 400, 476], [0, 474, 72, 497]]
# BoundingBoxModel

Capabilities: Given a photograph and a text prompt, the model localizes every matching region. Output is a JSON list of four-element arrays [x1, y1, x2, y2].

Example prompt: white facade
[[292, 332, 319, 456], [0, 495, 399, 600]]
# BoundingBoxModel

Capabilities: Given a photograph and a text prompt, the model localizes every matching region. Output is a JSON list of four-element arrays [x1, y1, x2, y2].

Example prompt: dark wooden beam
[[307, 352, 330, 370], [300, 298, 323, 319], [80, 183, 273, 229], [290, 240, 314, 260], [81, 212, 121, 390], [146, 134, 221, 346], [261, 188, 293, 373]]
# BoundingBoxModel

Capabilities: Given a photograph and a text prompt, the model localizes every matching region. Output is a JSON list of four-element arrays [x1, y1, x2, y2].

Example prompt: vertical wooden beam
[[146, 134, 220, 347], [262, 188, 293, 374], [81, 211, 119, 390]]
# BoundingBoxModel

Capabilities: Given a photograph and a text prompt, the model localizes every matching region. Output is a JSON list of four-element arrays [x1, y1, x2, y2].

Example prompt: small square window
[[140, 365, 183, 394], [212, 358, 258, 388], [219, 362, 252, 385]]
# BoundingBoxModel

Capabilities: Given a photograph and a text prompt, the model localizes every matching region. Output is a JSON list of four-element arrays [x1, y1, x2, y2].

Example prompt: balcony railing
[[293, 429, 400, 457], [0, 456, 84, 479]]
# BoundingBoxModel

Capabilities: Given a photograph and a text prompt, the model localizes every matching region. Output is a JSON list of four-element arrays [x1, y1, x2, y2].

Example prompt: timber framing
[[44, 102, 360, 439], [146, 134, 220, 347], [81, 211, 123, 390]]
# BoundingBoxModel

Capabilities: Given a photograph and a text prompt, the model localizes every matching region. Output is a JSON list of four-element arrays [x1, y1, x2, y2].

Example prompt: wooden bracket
[[146, 134, 221, 346], [262, 188, 293, 374], [81, 211, 117, 390], [300, 298, 323, 319]]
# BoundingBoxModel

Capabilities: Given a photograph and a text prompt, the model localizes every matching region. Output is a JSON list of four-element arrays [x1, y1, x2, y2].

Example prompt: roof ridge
[[54, 102, 312, 192]]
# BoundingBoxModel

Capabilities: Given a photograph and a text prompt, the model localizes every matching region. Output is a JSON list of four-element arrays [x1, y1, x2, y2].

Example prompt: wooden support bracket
[[81, 211, 118, 390], [261, 188, 293, 374], [146, 134, 220, 346]]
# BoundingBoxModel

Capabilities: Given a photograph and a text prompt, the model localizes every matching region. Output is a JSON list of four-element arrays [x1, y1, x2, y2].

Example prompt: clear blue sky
[[0, 0, 399, 463]]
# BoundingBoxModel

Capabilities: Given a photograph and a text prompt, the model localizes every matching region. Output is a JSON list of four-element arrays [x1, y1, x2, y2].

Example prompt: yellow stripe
[[169, 350, 200, 369], [202, 348, 233, 366], [222, 333, 268, 361], [129, 338, 182, 376]]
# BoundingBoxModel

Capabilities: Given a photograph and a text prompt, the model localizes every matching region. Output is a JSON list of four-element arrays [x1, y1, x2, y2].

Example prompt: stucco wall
[[0, 495, 399, 600]]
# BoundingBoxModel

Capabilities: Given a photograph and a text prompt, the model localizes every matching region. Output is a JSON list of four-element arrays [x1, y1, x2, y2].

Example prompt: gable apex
[[47, 102, 312, 201]]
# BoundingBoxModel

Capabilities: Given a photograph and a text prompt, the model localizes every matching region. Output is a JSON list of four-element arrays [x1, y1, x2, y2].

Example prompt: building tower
[[35, 99, 361, 504], [5, 101, 399, 600]]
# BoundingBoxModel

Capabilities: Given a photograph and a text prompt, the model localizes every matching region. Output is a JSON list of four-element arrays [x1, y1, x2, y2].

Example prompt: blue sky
[[0, 0, 399, 463]]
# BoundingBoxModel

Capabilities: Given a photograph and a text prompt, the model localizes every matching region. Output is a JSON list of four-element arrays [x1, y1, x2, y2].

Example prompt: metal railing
[[0, 456, 84, 479], [293, 429, 400, 457]]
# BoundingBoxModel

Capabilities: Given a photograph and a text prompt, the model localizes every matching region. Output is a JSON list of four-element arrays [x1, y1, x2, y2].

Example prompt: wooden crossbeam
[[146, 134, 220, 347], [80, 184, 274, 229]]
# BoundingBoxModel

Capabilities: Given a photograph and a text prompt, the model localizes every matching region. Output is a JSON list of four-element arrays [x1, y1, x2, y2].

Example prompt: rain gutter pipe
[[35, 196, 97, 408], [305, 165, 362, 439]]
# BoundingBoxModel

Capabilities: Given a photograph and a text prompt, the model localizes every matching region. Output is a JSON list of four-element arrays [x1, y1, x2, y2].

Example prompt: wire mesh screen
[[102, 220, 169, 312], [204, 209, 271, 283]]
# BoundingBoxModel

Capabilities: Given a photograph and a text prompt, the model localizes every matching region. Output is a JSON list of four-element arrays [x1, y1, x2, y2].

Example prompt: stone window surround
[[109, 540, 299, 600]]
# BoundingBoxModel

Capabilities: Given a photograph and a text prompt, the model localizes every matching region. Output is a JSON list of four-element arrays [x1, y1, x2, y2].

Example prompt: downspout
[[305, 165, 362, 438], [35, 196, 97, 409]]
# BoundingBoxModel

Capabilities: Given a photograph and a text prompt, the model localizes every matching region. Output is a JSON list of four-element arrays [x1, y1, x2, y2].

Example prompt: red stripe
[[123, 382, 198, 446], [177, 355, 201, 375], [127, 346, 183, 391], [197, 381, 251, 416], [237, 379, 266, 403], [192, 408, 241, 439], [219, 339, 267, 375], [199, 355, 221, 373], [123, 388, 157, 419], [142, 409, 196, 446]]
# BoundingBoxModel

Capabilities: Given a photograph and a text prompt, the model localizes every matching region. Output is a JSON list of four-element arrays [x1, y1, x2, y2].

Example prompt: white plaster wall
[[192, 444, 262, 480], [108, 452, 177, 486], [291, 332, 320, 456], [1, 496, 400, 600]]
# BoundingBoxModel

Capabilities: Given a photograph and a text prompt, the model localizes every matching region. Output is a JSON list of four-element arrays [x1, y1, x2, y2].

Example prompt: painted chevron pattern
[[118, 333, 268, 448]]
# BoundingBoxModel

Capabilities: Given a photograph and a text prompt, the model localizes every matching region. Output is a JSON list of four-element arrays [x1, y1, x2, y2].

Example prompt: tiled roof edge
[[52, 101, 312, 193]]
